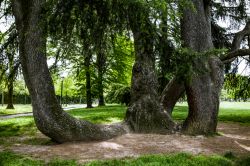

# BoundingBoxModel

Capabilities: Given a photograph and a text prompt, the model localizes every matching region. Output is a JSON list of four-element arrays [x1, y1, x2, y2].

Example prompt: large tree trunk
[[97, 52, 106, 106], [84, 52, 93, 108], [160, 77, 185, 115], [12, 0, 126, 143], [6, 80, 14, 109], [181, 0, 224, 135], [125, 4, 175, 133]]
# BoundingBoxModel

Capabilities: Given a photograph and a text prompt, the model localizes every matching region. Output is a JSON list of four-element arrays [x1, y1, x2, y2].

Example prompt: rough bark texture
[[181, 0, 224, 135], [12, 0, 127, 143], [125, 4, 175, 133], [97, 52, 106, 106], [160, 77, 185, 115], [84, 52, 93, 108]]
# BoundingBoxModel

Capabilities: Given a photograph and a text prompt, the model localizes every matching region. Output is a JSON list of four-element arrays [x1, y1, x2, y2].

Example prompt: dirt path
[[1, 123, 250, 163]]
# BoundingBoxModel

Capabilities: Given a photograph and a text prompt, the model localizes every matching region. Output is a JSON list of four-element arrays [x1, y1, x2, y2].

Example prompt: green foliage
[[224, 74, 250, 101], [106, 84, 131, 106], [173, 48, 227, 82]]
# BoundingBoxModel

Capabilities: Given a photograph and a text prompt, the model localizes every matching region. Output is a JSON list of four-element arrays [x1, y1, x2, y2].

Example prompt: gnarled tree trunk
[[12, 0, 126, 143], [181, 0, 224, 135], [125, 4, 175, 133]]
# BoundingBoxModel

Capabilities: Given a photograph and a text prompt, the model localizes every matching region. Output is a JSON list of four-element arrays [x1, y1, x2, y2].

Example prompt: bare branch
[[231, 21, 250, 51], [221, 49, 250, 63], [221, 21, 250, 63]]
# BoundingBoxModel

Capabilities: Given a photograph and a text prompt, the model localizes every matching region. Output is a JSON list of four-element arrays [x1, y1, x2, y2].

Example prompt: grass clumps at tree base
[[1, 151, 250, 166]]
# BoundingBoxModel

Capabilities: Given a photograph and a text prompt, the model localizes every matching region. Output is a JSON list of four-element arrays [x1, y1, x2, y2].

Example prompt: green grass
[[0, 151, 78, 166], [173, 102, 250, 124], [67, 105, 126, 124], [0, 151, 249, 166], [0, 104, 32, 115], [0, 103, 250, 165], [0, 116, 36, 138], [0, 102, 249, 139]]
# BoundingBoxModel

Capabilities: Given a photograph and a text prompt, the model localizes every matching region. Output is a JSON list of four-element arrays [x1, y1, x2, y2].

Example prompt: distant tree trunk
[[12, 0, 126, 143], [181, 0, 224, 135], [125, 4, 175, 133], [6, 52, 15, 109], [160, 77, 185, 115], [6, 80, 14, 109], [84, 52, 93, 108], [1, 91, 4, 107], [97, 52, 106, 106]]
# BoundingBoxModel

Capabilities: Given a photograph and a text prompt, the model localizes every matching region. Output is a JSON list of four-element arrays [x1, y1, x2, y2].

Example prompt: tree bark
[[6, 80, 14, 109], [84, 52, 93, 108], [181, 0, 224, 135], [12, 0, 126, 143], [97, 52, 106, 106], [125, 4, 175, 133], [160, 77, 185, 115], [6, 52, 15, 109]]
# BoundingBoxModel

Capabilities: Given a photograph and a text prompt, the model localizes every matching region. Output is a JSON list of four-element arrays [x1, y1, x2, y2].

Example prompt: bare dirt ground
[[1, 123, 250, 163]]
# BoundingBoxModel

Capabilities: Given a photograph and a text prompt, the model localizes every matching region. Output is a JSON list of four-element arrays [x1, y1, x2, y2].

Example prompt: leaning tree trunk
[[97, 52, 106, 106], [84, 52, 93, 108], [160, 77, 185, 115], [125, 4, 175, 133], [181, 0, 224, 135], [12, 0, 126, 143]]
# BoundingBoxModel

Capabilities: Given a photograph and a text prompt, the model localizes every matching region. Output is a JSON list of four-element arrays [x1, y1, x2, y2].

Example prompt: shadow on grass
[[0, 117, 37, 138]]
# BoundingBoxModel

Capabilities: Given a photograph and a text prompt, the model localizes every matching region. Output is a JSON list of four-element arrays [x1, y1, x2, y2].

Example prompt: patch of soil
[[4, 123, 250, 163]]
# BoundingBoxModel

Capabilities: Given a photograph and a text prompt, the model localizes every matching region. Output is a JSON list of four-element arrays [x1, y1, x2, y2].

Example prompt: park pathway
[[0, 104, 94, 120]]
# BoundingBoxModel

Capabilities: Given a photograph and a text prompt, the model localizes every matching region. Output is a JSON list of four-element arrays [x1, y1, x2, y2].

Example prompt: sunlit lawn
[[0, 104, 32, 115], [174, 102, 250, 124]]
